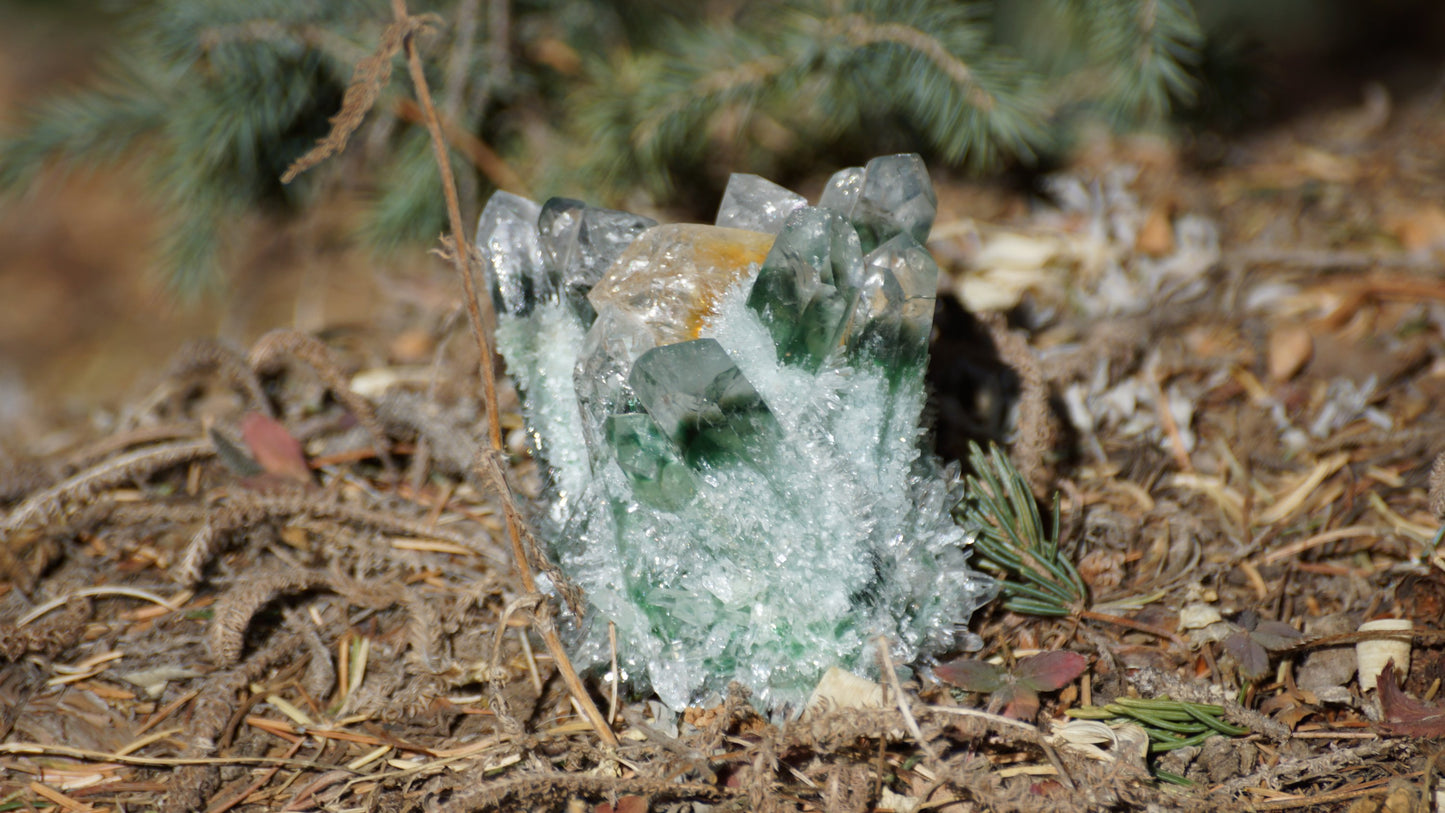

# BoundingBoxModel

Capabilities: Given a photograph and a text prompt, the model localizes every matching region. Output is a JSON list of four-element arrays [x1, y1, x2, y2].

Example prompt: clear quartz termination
[[477, 154, 995, 711]]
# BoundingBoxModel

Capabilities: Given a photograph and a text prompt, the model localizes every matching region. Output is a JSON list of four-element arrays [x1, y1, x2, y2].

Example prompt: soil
[[5, 6, 1445, 813]]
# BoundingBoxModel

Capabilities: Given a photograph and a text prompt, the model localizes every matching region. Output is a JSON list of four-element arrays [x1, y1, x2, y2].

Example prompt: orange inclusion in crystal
[[589, 224, 775, 348]]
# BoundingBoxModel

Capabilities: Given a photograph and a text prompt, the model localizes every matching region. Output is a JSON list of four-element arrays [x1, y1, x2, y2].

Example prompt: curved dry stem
[[391, 0, 617, 748]]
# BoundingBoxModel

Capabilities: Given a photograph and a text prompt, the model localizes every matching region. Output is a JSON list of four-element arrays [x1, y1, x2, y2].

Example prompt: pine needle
[[957, 441, 1087, 616]]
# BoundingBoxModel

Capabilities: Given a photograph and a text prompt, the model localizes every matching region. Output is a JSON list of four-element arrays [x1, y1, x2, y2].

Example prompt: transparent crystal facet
[[574, 306, 656, 467], [745, 207, 865, 371], [851, 154, 938, 252], [539, 197, 657, 324], [629, 338, 779, 465], [818, 166, 864, 214], [476, 191, 551, 315], [604, 412, 698, 511], [850, 232, 939, 371], [716, 173, 807, 234]]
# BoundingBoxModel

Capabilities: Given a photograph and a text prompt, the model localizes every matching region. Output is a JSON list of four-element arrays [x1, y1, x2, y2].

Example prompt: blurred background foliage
[[0, 0, 1440, 298]]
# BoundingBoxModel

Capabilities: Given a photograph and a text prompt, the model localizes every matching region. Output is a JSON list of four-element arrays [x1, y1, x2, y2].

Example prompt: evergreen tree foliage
[[0, 0, 1201, 296]]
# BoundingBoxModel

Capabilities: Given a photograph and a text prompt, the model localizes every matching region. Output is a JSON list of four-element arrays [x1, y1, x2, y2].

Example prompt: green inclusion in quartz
[[629, 338, 780, 466]]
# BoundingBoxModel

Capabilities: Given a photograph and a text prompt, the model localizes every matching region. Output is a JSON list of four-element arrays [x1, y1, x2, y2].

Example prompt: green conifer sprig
[[1073, 0, 1203, 120], [957, 441, 1087, 617], [575, 0, 1052, 195], [0, 1, 399, 297], [0, 0, 1202, 295]]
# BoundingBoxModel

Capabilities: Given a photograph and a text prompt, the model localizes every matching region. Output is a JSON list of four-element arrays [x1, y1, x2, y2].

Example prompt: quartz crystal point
[[478, 191, 551, 316], [820, 153, 937, 253], [538, 197, 657, 324], [745, 207, 865, 373], [716, 173, 807, 233], [478, 155, 994, 711]]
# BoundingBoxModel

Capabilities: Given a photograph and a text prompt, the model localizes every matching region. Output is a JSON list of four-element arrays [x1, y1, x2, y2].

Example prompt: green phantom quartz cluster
[[477, 154, 996, 710]]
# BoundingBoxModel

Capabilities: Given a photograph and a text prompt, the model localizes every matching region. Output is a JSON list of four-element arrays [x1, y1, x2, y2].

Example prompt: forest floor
[[5, 11, 1445, 811]]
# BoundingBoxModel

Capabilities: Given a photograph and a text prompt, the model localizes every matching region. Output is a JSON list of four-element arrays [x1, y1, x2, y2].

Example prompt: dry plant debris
[[5, 15, 1445, 813]]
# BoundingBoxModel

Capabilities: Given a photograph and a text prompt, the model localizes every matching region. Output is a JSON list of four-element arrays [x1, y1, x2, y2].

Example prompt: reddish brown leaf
[[1223, 631, 1271, 680], [935, 658, 1005, 693], [241, 412, 311, 484], [1249, 620, 1304, 651], [595, 796, 649, 813], [1378, 662, 1445, 737], [996, 685, 1041, 720], [1015, 650, 1087, 692]]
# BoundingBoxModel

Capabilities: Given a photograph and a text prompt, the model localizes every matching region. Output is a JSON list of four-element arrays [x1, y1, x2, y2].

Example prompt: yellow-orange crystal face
[[588, 224, 775, 346]]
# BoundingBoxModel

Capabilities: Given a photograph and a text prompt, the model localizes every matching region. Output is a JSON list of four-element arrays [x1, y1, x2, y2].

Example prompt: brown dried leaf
[[1385, 203, 1445, 253], [1135, 204, 1174, 257], [1378, 661, 1445, 737], [1267, 324, 1313, 382], [241, 412, 311, 484]]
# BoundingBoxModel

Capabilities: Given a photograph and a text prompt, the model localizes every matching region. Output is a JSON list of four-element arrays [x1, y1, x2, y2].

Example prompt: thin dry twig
[[392, 97, 527, 193], [876, 638, 938, 764], [389, 0, 616, 748]]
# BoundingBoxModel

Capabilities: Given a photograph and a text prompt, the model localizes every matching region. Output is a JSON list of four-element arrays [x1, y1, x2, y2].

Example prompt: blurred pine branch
[[0, 0, 1202, 297]]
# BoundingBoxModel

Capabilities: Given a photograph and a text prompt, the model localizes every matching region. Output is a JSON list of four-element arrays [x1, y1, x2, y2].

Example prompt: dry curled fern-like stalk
[[248, 328, 398, 475], [165, 624, 311, 813], [375, 389, 483, 481], [131, 338, 272, 423], [175, 487, 508, 586], [207, 567, 401, 666], [434, 773, 727, 813], [280, 14, 434, 184], [0, 598, 91, 661], [3, 439, 215, 534]]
